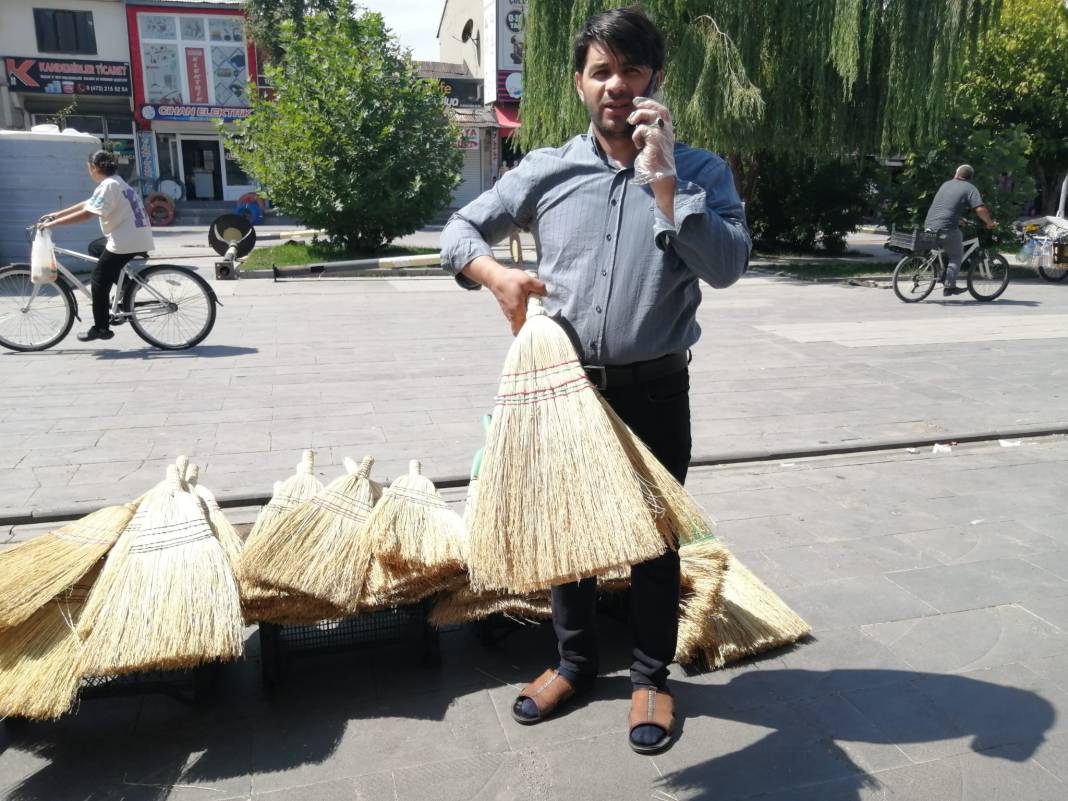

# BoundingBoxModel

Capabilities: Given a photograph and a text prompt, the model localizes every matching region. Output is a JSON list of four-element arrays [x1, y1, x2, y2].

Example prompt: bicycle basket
[[1055, 242, 1068, 266], [886, 228, 939, 254]]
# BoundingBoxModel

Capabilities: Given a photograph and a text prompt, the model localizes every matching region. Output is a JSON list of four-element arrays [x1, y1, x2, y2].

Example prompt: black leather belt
[[583, 351, 689, 391]]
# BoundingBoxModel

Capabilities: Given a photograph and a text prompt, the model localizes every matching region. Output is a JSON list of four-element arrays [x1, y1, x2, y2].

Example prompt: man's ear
[[574, 71, 584, 103]]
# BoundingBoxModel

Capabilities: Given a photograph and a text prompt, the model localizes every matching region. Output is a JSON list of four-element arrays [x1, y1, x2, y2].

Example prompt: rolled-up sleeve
[[652, 158, 751, 289], [440, 161, 538, 290]]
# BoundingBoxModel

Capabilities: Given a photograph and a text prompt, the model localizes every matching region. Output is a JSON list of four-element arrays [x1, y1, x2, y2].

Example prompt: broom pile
[[0, 457, 245, 720], [239, 454, 468, 623]]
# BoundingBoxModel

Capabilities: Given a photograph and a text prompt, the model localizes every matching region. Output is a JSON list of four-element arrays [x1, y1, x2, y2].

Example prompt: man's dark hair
[[572, 6, 665, 75], [88, 149, 118, 176]]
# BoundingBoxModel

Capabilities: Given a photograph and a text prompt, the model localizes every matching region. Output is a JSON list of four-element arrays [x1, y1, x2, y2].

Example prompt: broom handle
[[524, 269, 545, 317]]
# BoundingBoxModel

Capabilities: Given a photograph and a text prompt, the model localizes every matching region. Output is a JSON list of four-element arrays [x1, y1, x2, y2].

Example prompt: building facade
[[126, 0, 256, 201], [1, 0, 137, 177], [436, 0, 527, 205]]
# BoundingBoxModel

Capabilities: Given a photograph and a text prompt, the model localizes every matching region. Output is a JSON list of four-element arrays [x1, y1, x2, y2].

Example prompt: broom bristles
[[674, 538, 731, 664], [466, 301, 667, 593], [600, 395, 715, 547], [0, 574, 96, 721], [185, 463, 244, 569], [367, 460, 466, 574], [699, 556, 811, 670], [358, 557, 466, 612], [0, 504, 135, 629], [77, 465, 243, 675], [240, 456, 381, 613], [429, 582, 551, 626]]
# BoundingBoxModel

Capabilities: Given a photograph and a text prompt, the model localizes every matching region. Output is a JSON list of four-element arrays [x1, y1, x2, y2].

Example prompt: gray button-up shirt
[[439, 127, 751, 364]]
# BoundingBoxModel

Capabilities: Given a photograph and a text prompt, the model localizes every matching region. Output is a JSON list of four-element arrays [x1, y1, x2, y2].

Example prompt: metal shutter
[[450, 146, 483, 208]]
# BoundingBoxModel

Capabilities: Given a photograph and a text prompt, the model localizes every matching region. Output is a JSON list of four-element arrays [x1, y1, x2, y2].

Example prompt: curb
[[4, 425, 1065, 529]]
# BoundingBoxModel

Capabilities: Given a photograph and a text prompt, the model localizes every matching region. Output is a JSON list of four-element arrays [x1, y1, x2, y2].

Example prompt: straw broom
[[429, 582, 551, 626], [238, 451, 324, 618], [600, 397, 716, 548], [0, 504, 136, 630], [0, 567, 99, 721], [698, 555, 811, 670], [673, 537, 731, 664], [241, 456, 382, 614], [185, 464, 243, 569], [77, 465, 243, 675], [365, 460, 466, 576], [359, 557, 468, 612], [466, 289, 666, 593]]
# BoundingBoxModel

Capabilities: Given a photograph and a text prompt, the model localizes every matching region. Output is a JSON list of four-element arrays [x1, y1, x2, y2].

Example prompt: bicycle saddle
[[130, 252, 150, 259]]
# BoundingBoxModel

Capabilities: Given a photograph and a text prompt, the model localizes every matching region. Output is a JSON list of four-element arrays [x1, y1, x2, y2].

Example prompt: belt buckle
[[584, 364, 608, 390]]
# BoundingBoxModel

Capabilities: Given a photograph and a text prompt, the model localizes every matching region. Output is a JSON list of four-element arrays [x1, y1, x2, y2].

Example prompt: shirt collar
[[585, 123, 631, 172]]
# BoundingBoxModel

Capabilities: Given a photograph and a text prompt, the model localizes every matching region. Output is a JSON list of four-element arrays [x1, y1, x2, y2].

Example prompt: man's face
[[574, 42, 661, 140]]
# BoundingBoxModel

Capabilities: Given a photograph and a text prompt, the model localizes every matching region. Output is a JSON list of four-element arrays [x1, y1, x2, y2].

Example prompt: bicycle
[[888, 226, 1010, 303], [0, 226, 219, 352]]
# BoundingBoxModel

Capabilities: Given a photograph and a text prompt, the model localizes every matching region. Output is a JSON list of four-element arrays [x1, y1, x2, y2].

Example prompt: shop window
[[33, 8, 97, 55], [224, 148, 251, 187], [143, 43, 182, 103]]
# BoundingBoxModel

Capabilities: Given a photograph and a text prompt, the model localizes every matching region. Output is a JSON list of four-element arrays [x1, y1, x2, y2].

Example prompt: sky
[[359, 1, 444, 61]]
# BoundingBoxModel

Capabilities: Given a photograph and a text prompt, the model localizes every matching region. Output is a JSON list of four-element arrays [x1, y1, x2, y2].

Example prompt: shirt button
[[595, 305, 602, 313], [605, 234, 612, 241], [601, 270, 607, 276], [611, 199, 618, 206]]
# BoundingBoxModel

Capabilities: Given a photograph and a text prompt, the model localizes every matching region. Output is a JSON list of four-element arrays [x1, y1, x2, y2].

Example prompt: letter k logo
[[5, 59, 39, 89]]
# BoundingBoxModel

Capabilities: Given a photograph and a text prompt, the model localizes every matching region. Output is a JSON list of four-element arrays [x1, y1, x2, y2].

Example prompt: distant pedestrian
[[924, 164, 997, 296]]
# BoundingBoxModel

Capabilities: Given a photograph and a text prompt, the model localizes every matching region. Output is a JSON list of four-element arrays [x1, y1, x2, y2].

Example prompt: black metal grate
[[79, 664, 219, 705], [260, 602, 439, 690]]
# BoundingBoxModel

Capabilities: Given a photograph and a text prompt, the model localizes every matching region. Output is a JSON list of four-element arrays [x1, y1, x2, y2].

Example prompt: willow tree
[[518, 0, 1001, 196]]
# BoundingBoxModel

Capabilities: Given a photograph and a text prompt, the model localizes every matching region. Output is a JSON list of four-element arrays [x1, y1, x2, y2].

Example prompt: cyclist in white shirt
[[39, 150, 154, 341]]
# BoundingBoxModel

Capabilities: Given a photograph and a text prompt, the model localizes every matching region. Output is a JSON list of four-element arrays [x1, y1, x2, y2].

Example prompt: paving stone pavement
[[2, 436, 1068, 800], [1, 271, 1067, 518]]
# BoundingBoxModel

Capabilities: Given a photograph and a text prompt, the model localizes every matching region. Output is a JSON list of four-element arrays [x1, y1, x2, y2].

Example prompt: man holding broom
[[440, 6, 750, 754]]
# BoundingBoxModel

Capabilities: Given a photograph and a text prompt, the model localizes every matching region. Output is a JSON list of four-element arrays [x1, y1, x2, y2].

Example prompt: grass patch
[[241, 240, 438, 271]]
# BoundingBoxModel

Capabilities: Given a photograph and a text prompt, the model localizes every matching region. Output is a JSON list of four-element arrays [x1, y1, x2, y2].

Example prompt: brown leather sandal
[[628, 687, 675, 754], [511, 669, 577, 725]]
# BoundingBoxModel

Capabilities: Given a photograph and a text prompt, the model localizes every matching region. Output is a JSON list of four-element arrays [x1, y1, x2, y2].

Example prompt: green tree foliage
[[960, 0, 1068, 213], [223, 4, 462, 252], [243, 0, 339, 62], [880, 117, 1034, 245], [747, 157, 876, 254], [518, 0, 1001, 159]]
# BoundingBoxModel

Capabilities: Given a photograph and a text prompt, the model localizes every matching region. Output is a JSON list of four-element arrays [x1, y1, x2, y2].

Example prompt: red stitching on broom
[[495, 374, 590, 400], [499, 358, 582, 379], [494, 380, 593, 406]]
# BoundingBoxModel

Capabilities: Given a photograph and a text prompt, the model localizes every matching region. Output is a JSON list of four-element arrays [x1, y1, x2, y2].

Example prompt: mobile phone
[[642, 73, 662, 101]]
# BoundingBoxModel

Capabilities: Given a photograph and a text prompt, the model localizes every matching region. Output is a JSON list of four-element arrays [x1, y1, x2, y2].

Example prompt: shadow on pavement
[[0, 625, 1056, 800], [658, 668, 1055, 800], [94, 345, 259, 360]]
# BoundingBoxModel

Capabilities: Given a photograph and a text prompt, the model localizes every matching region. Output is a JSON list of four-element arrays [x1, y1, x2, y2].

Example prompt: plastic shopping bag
[[30, 228, 58, 285]]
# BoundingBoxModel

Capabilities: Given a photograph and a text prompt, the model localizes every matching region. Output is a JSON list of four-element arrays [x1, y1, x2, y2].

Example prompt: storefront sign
[[185, 48, 209, 103], [438, 78, 481, 108], [497, 0, 527, 71], [497, 71, 523, 101], [4, 56, 130, 96], [458, 128, 480, 150], [136, 130, 157, 180], [140, 103, 252, 122]]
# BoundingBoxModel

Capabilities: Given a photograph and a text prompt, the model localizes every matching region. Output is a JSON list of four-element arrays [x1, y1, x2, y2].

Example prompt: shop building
[[436, 0, 527, 203], [417, 60, 494, 208], [126, 0, 257, 201], [1, 0, 137, 178]]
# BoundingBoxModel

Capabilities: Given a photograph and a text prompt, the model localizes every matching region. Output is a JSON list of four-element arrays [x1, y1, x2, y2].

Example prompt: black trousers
[[88, 238, 136, 331], [551, 367, 691, 689]]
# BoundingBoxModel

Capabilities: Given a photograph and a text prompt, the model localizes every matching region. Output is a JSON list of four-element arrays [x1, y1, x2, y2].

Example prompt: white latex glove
[[628, 96, 675, 186]]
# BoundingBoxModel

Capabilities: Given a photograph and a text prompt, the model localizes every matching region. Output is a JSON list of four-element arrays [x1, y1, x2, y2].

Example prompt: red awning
[[495, 104, 521, 136]]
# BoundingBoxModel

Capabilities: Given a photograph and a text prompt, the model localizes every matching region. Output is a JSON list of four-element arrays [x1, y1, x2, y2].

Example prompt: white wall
[[437, 0, 483, 78], [0, 0, 131, 62]]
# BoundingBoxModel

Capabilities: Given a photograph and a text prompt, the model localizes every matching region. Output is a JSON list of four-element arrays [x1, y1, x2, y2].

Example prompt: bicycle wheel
[[967, 251, 1010, 301], [124, 265, 216, 350], [1038, 263, 1068, 282], [0, 265, 75, 351], [892, 255, 936, 302]]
